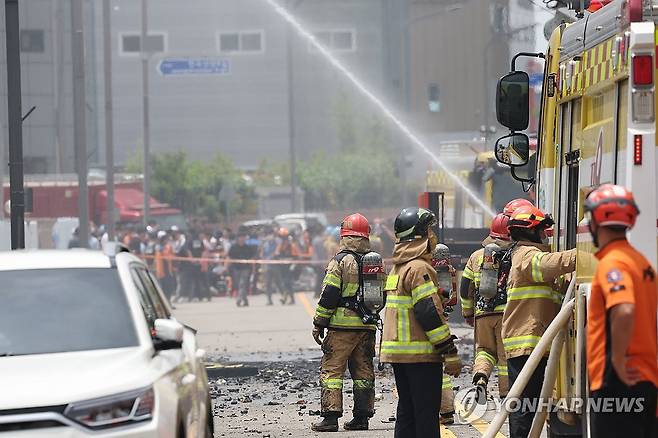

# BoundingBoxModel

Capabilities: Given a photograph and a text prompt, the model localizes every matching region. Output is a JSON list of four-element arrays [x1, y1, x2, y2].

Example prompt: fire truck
[[494, 0, 655, 436]]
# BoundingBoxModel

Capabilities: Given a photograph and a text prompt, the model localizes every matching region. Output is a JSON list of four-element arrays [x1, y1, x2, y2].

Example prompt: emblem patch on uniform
[[606, 269, 623, 283]]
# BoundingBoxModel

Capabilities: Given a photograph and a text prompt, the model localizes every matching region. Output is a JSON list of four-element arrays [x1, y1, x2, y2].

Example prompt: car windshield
[[0, 268, 138, 356]]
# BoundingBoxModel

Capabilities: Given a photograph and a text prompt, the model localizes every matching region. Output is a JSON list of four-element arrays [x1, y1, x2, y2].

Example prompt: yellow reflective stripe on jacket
[[385, 274, 399, 290], [552, 290, 564, 305], [497, 364, 508, 376], [386, 295, 413, 308], [398, 307, 411, 342], [426, 324, 450, 345], [315, 304, 334, 319], [475, 303, 506, 315], [411, 281, 436, 304], [531, 252, 546, 283], [321, 378, 343, 389], [463, 266, 475, 281], [476, 350, 496, 366], [329, 308, 375, 329], [381, 340, 435, 355], [503, 335, 542, 352], [507, 285, 555, 301], [461, 296, 474, 310], [323, 273, 341, 288], [343, 282, 359, 297], [442, 375, 452, 389]]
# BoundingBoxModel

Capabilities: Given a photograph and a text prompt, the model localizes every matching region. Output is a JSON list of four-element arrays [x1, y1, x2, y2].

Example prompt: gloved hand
[[312, 326, 325, 345], [464, 316, 474, 327], [443, 353, 462, 377]]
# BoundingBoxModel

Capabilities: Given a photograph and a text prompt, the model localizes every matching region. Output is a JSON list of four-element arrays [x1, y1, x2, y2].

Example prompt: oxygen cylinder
[[432, 243, 453, 297], [360, 252, 386, 316], [479, 243, 501, 300]]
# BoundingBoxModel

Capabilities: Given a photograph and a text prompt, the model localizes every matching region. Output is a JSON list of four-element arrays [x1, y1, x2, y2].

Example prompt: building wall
[[408, 0, 511, 139], [0, 0, 389, 174]]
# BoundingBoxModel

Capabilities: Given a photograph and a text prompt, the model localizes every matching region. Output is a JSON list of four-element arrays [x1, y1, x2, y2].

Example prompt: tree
[[133, 150, 252, 221], [297, 91, 402, 211]]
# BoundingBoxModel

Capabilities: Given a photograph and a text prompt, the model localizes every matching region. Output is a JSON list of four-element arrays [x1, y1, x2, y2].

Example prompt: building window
[[119, 32, 167, 55], [20, 29, 45, 53], [218, 31, 264, 54], [309, 30, 356, 53]]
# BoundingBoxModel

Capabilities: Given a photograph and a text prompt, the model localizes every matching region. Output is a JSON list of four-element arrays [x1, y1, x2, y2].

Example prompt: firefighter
[[460, 213, 513, 402], [381, 207, 461, 438], [311, 213, 377, 432], [584, 185, 657, 438], [503, 205, 576, 438]]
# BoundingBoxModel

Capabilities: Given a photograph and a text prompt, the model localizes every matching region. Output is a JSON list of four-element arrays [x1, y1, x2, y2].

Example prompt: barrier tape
[[141, 253, 332, 266]]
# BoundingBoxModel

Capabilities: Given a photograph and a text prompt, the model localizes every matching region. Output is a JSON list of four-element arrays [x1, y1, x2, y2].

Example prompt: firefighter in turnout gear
[[460, 213, 513, 402], [311, 213, 378, 432], [382, 207, 461, 438], [584, 185, 657, 438], [503, 205, 576, 438]]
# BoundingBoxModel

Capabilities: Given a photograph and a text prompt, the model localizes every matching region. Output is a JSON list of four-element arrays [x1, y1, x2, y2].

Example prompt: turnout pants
[[392, 362, 443, 438], [320, 329, 376, 418], [507, 355, 547, 438], [590, 372, 657, 438], [474, 313, 509, 397], [441, 375, 455, 414]]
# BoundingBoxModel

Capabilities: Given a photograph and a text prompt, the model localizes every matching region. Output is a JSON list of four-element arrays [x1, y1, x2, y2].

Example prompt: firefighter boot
[[473, 373, 488, 405], [344, 417, 369, 431], [311, 414, 339, 432]]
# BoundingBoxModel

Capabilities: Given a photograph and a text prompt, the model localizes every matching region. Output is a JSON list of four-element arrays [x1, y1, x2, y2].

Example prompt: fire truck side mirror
[[496, 71, 530, 131], [494, 133, 530, 167]]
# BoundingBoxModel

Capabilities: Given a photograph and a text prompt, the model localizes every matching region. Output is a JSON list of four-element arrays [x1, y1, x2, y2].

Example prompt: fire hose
[[528, 276, 577, 438], [482, 275, 577, 438]]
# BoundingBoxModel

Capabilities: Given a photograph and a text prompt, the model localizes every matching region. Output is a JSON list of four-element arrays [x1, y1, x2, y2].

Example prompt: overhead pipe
[[482, 277, 577, 438], [528, 277, 577, 438]]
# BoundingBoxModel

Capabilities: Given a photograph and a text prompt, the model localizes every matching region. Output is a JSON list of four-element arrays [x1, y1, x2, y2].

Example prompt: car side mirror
[[496, 71, 530, 131], [495, 133, 530, 167], [153, 318, 184, 351]]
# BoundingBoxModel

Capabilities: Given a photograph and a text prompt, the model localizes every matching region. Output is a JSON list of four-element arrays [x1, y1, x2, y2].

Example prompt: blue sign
[[157, 58, 230, 76]]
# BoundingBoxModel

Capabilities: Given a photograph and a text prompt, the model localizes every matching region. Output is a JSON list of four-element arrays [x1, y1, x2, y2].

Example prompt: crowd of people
[[68, 218, 396, 307]]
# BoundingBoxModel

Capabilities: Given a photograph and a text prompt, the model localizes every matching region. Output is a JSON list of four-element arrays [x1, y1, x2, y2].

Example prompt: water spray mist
[[263, 0, 496, 218]]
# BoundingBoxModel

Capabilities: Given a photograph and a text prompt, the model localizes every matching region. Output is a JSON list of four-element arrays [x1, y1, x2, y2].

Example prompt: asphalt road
[[174, 292, 538, 438]]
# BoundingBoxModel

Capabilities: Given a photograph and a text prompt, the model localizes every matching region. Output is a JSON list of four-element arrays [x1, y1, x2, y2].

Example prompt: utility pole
[[285, 12, 297, 212], [71, 0, 90, 247], [5, 0, 24, 249], [141, 0, 150, 225], [103, 0, 115, 241], [285, 0, 305, 213]]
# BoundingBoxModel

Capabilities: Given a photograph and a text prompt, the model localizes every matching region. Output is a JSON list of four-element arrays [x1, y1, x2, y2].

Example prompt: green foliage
[[297, 91, 402, 210], [146, 150, 252, 221]]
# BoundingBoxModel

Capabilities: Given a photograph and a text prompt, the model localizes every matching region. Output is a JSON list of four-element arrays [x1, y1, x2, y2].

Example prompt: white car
[[0, 244, 213, 437]]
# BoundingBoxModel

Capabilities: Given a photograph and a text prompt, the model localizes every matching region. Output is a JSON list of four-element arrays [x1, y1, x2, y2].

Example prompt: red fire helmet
[[489, 214, 510, 240], [503, 198, 533, 217], [584, 184, 639, 229], [340, 213, 370, 239]]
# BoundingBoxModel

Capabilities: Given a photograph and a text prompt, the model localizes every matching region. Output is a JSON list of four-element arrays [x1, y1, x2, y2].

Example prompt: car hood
[[0, 347, 160, 409]]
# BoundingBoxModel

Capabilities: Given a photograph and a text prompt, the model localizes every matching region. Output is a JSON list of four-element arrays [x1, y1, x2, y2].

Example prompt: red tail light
[[634, 135, 642, 165], [632, 55, 653, 86]]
